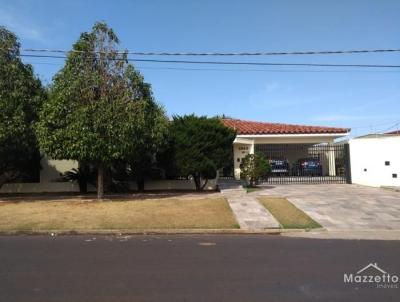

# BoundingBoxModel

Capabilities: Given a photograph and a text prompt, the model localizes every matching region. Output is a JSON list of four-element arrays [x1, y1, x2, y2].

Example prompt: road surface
[[1, 235, 399, 301]]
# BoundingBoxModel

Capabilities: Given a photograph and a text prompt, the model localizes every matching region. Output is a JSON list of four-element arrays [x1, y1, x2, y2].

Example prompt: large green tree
[[124, 65, 168, 191], [168, 115, 236, 190], [0, 26, 45, 188], [36, 22, 166, 198]]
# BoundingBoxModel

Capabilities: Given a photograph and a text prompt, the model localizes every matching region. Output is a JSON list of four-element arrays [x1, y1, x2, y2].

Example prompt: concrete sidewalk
[[220, 187, 280, 230]]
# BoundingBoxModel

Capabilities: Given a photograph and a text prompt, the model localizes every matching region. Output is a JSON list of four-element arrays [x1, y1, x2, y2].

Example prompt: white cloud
[[0, 8, 45, 42], [247, 82, 319, 109], [264, 82, 280, 93]]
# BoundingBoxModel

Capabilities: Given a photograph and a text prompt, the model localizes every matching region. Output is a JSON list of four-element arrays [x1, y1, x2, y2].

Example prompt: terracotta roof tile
[[222, 118, 350, 135]]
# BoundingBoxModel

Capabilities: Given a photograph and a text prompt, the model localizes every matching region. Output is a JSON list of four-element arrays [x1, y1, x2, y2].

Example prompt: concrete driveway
[[259, 184, 400, 230]]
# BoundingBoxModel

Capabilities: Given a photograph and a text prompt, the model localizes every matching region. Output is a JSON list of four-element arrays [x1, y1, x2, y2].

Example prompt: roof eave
[[236, 132, 350, 138]]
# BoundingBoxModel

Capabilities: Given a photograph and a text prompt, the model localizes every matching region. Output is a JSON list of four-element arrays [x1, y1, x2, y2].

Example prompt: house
[[0, 118, 351, 193], [221, 118, 350, 182], [349, 133, 400, 188]]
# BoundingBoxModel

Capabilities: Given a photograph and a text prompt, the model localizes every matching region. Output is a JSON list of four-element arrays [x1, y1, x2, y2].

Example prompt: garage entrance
[[255, 143, 351, 184]]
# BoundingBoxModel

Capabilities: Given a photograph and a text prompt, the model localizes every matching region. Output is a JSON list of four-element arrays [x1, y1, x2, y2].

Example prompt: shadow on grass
[[243, 185, 276, 193], [0, 190, 220, 203]]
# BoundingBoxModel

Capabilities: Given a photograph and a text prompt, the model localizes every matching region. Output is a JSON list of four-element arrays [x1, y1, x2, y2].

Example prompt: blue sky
[[1, 0, 399, 136]]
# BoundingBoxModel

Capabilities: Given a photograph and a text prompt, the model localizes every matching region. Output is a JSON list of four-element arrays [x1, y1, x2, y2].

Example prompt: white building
[[349, 134, 400, 188], [1, 118, 354, 193]]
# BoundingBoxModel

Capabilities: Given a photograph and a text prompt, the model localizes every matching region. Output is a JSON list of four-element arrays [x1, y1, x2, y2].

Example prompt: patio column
[[328, 145, 336, 176], [249, 141, 255, 154], [233, 140, 254, 180]]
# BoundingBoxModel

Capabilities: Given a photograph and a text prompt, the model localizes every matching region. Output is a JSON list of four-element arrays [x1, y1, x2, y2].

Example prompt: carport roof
[[222, 118, 350, 135]]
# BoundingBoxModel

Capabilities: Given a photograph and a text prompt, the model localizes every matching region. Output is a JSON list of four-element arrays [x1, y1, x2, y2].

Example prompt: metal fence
[[254, 143, 351, 184]]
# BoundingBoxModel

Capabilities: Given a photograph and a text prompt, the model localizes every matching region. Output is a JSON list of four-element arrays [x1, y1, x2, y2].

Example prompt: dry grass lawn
[[258, 196, 321, 229], [0, 197, 238, 231]]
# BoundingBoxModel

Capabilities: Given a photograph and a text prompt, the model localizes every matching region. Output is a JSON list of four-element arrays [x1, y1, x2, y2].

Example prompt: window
[[393, 174, 398, 179], [385, 161, 390, 166], [364, 168, 367, 172]]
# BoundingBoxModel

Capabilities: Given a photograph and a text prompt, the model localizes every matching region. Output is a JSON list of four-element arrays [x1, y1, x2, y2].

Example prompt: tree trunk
[[193, 174, 201, 191], [97, 163, 104, 199], [0, 174, 7, 189], [137, 178, 145, 192], [78, 180, 87, 194], [249, 177, 255, 188], [200, 178, 209, 190], [78, 163, 89, 194]]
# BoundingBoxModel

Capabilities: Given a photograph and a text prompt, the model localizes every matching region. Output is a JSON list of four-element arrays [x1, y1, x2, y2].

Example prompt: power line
[[18, 54, 400, 68], [379, 121, 400, 134], [16, 47, 400, 56], [23, 60, 400, 73], [102, 67, 400, 73], [351, 120, 400, 130]]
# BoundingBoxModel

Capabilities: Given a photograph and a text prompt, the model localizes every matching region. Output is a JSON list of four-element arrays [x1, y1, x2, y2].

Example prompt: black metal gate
[[255, 143, 351, 184]]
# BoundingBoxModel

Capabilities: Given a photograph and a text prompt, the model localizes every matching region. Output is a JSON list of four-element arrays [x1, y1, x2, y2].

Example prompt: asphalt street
[[0, 235, 399, 302]]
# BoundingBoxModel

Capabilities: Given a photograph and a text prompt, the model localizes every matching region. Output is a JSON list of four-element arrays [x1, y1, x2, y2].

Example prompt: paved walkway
[[259, 184, 400, 231], [220, 185, 280, 230]]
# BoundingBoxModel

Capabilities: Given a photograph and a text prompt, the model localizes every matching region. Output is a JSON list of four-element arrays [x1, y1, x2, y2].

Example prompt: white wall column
[[249, 141, 255, 154], [328, 145, 336, 176], [233, 139, 254, 180]]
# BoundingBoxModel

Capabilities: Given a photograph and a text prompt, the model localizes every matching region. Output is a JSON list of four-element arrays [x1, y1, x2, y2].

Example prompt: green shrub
[[240, 153, 271, 187]]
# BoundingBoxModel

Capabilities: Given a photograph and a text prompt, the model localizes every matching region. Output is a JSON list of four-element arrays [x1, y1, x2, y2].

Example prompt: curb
[[0, 227, 325, 236], [281, 229, 400, 241]]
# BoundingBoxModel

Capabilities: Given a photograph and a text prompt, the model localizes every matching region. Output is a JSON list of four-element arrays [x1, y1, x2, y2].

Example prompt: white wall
[[0, 182, 80, 193], [349, 136, 400, 187], [0, 157, 79, 193], [0, 154, 218, 193], [139, 179, 217, 191], [40, 156, 78, 183]]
